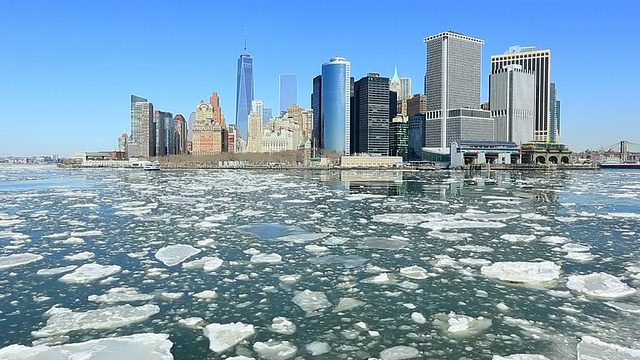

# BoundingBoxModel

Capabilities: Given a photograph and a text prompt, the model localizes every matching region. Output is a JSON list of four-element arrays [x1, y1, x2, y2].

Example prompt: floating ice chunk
[[155, 245, 201, 266], [251, 253, 282, 264], [195, 221, 220, 228], [428, 231, 471, 241], [372, 213, 433, 225], [305, 341, 331, 356], [454, 245, 493, 252], [400, 266, 429, 279], [358, 237, 408, 250], [411, 312, 427, 324], [204, 214, 228, 222], [362, 273, 395, 285], [278, 275, 300, 284], [227, 356, 255, 360], [565, 252, 595, 262], [433, 312, 492, 337], [253, 340, 297, 360], [64, 251, 95, 261], [607, 212, 640, 219], [308, 255, 368, 268], [59, 237, 84, 245], [194, 290, 217, 299], [42, 232, 69, 239], [493, 355, 550, 360], [159, 292, 183, 300], [0, 253, 43, 270], [481, 261, 560, 284], [179, 317, 205, 328], [305, 245, 329, 253], [539, 236, 570, 245], [577, 336, 640, 359], [269, 317, 296, 335], [203, 322, 255, 353], [566, 273, 636, 299], [432, 255, 458, 268], [459, 258, 491, 267], [345, 193, 386, 201], [462, 213, 519, 221], [379, 345, 420, 360], [69, 230, 103, 237], [0, 333, 173, 360], [333, 297, 366, 312], [37, 265, 78, 276], [243, 248, 261, 255], [561, 243, 590, 252], [500, 234, 536, 242], [59, 263, 121, 284], [292, 290, 332, 312], [421, 220, 506, 231], [182, 256, 223, 272], [606, 302, 640, 314], [88, 287, 153, 303], [322, 236, 349, 245], [32, 304, 160, 338], [496, 302, 510, 311]]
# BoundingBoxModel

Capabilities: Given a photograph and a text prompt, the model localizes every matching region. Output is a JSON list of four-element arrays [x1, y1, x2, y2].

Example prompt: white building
[[490, 64, 535, 145]]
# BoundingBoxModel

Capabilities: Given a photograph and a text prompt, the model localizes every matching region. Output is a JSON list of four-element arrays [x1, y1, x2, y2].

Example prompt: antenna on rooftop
[[244, 27, 247, 54]]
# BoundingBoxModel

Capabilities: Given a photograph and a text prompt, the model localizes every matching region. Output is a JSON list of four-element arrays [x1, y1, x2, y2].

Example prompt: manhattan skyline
[[1, 0, 638, 156]]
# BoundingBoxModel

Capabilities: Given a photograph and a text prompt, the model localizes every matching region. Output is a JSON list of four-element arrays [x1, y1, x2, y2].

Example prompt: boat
[[600, 162, 640, 169], [143, 161, 161, 171]]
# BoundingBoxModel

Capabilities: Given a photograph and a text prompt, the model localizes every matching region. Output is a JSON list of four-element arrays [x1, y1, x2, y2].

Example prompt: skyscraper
[[252, 100, 264, 126], [321, 57, 351, 155], [399, 77, 412, 101], [390, 67, 401, 98], [355, 73, 390, 155], [311, 75, 322, 151], [235, 48, 254, 141], [279, 74, 297, 114], [550, 83, 560, 143], [247, 112, 263, 153], [489, 64, 535, 145], [491, 46, 551, 142], [174, 114, 188, 155], [128, 95, 149, 157], [262, 108, 272, 126], [424, 31, 491, 147]]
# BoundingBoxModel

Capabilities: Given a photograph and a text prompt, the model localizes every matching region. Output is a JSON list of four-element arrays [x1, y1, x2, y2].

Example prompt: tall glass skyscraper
[[279, 74, 297, 114], [235, 53, 254, 141], [321, 57, 351, 155]]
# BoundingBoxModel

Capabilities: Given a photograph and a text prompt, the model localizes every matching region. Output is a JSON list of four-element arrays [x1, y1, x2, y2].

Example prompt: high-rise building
[[321, 56, 351, 155], [491, 46, 551, 142], [424, 31, 487, 147], [301, 108, 313, 142], [133, 101, 155, 157], [550, 83, 560, 143], [407, 95, 427, 117], [389, 90, 398, 119], [235, 48, 254, 141], [252, 100, 264, 126], [154, 110, 172, 157], [389, 115, 409, 160], [117, 131, 129, 154], [354, 73, 389, 155], [399, 77, 412, 101], [192, 101, 224, 155], [262, 108, 272, 126], [311, 75, 323, 150], [247, 112, 263, 153], [408, 114, 426, 161], [210, 92, 226, 128], [390, 67, 401, 98], [489, 64, 535, 145], [128, 95, 149, 157], [279, 74, 297, 114], [174, 114, 188, 155]]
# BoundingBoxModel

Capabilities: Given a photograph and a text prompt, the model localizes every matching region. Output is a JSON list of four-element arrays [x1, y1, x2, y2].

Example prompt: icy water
[[1, 165, 640, 359]]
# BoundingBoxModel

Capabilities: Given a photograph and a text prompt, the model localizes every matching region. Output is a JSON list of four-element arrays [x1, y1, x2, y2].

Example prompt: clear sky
[[1, 0, 639, 156]]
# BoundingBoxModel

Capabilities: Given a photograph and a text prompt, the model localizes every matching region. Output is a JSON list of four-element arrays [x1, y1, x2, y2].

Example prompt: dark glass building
[[279, 74, 297, 114], [311, 75, 323, 150], [389, 119, 409, 160], [354, 73, 390, 155], [321, 57, 351, 155], [235, 53, 254, 141]]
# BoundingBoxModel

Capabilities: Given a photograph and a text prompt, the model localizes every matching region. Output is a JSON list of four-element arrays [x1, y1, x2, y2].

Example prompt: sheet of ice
[[88, 287, 153, 303], [203, 322, 255, 353], [358, 237, 408, 250], [333, 297, 366, 312], [481, 261, 560, 284], [561, 243, 590, 252], [429, 231, 471, 241], [420, 220, 506, 231], [566, 273, 636, 299], [462, 213, 519, 221], [454, 245, 493, 252], [606, 302, 640, 314], [577, 336, 640, 359], [0, 333, 173, 360], [305, 245, 329, 253], [236, 223, 308, 241], [36, 265, 77, 276], [459, 258, 491, 267], [565, 252, 595, 262], [59, 263, 122, 284], [182, 256, 223, 272], [64, 252, 95, 261], [154, 245, 201, 266], [69, 230, 103, 237], [253, 340, 297, 360], [305, 341, 331, 356], [379, 345, 420, 360], [178, 317, 205, 328], [159, 292, 183, 300], [345, 193, 386, 201], [269, 317, 296, 335], [59, 237, 85, 245], [362, 273, 395, 285], [500, 234, 536, 242], [433, 312, 492, 337], [32, 304, 160, 338], [399, 266, 429, 279], [308, 255, 368, 268], [0, 253, 43, 270], [194, 290, 217, 299], [371, 213, 434, 225], [322, 236, 350, 245], [250, 253, 282, 264], [292, 290, 332, 312], [493, 355, 550, 360], [411, 312, 427, 324], [275, 233, 327, 244], [539, 236, 570, 245]]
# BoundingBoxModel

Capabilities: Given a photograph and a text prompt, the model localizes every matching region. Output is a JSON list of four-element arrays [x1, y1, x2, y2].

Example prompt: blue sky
[[1, 0, 638, 156]]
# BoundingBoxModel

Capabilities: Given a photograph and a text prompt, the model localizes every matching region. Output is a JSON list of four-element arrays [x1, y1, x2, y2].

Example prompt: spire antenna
[[243, 27, 247, 54]]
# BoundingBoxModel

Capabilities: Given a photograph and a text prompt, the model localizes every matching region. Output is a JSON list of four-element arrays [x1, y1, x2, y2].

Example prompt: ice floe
[[64, 251, 95, 261], [193, 290, 217, 299], [500, 234, 536, 242], [481, 261, 561, 284], [69, 230, 103, 237], [606, 302, 640, 314], [0, 253, 43, 270], [577, 336, 640, 359], [358, 237, 409, 250], [333, 297, 366, 312], [379, 345, 420, 360], [305, 341, 331, 356], [433, 312, 492, 337], [362, 273, 395, 285], [178, 317, 205, 328], [269, 317, 296, 335], [420, 219, 507, 231], [182, 256, 223, 272], [203, 322, 255, 353], [250, 253, 282, 264], [454, 245, 493, 252], [372, 213, 433, 225], [493, 355, 549, 360], [566, 273, 636, 299], [308, 255, 367, 268], [36, 265, 78, 276], [399, 266, 429, 279], [411, 312, 427, 324], [253, 340, 297, 360], [428, 231, 471, 241], [88, 287, 153, 303], [0, 333, 173, 360], [32, 304, 160, 338], [154, 244, 201, 266], [292, 290, 332, 312], [59, 263, 121, 283]]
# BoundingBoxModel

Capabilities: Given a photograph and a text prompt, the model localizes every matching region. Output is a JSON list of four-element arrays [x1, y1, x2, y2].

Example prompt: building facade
[[389, 116, 409, 160], [390, 67, 401, 98], [128, 95, 151, 158], [191, 101, 224, 155], [408, 114, 426, 161], [321, 57, 351, 155], [279, 73, 297, 114], [247, 111, 263, 153], [262, 108, 272, 126], [235, 53, 254, 141], [407, 95, 427, 117], [252, 100, 264, 126], [154, 110, 171, 157], [354, 73, 390, 155], [425, 109, 494, 148], [550, 82, 560, 143], [489, 64, 535, 145], [491, 46, 551, 142], [311, 75, 323, 150], [399, 77, 412, 101], [135, 102, 155, 157], [174, 114, 188, 155]]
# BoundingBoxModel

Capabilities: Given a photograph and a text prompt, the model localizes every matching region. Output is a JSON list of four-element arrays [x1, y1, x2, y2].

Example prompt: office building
[[154, 110, 172, 157], [262, 108, 272, 126], [407, 95, 427, 117], [174, 114, 188, 155], [389, 90, 398, 120], [311, 75, 323, 150], [408, 114, 426, 161], [390, 67, 401, 98], [550, 83, 560, 143], [210, 92, 226, 128], [192, 101, 224, 155], [247, 111, 263, 153], [389, 115, 409, 160], [491, 46, 551, 142], [252, 100, 264, 126], [424, 31, 485, 147], [425, 109, 494, 147], [235, 48, 254, 141], [117, 131, 129, 156], [354, 73, 390, 155], [279, 73, 297, 114], [399, 77, 412, 101], [489, 64, 535, 145], [134, 101, 155, 157], [128, 95, 150, 158], [321, 57, 351, 155]]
